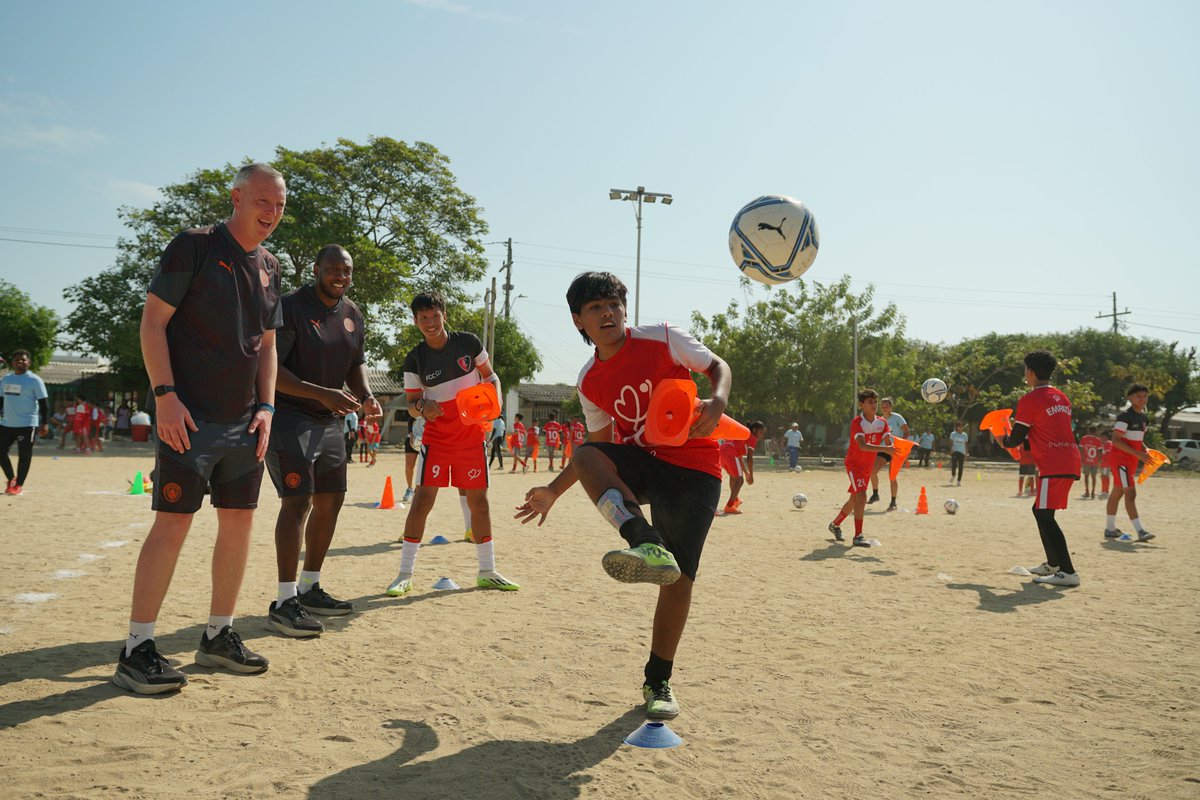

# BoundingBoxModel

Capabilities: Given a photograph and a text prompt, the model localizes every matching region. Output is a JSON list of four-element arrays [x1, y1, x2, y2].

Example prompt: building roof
[[367, 369, 405, 396], [24, 355, 110, 386], [515, 383, 577, 404]]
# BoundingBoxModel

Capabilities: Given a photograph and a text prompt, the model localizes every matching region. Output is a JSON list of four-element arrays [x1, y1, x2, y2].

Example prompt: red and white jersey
[[1014, 385, 1081, 477], [577, 323, 719, 478], [543, 420, 563, 446], [719, 439, 747, 460], [365, 420, 381, 443], [846, 414, 888, 471], [512, 421, 527, 448], [402, 331, 489, 451], [74, 403, 91, 425], [571, 420, 586, 445], [1101, 439, 1114, 466], [1079, 434, 1103, 467]]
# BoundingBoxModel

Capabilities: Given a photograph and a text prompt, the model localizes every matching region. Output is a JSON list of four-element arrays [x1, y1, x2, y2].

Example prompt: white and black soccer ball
[[944, 499, 959, 515], [728, 195, 820, 286], [792, 492, 808, 509], [921, 378, 949, 404]]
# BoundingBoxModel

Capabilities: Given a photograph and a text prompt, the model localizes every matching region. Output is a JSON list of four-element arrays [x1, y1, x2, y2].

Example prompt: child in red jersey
[[828, 390, 894, 547], [1078, 426, 1103, 499], [1104, 384, 1155, 542], [719, 421, 765, 514], [543, 411, 564, 471], [72, 395, 91, 453], [1099, 436, 1114, 497], [567, 416, 585, 462], [509, 414, 528, 473], [515, 271, 732, 722], [1017, 445, 1037, 496], [528, 423, 541, 472], [992, 350, 1082, 587]]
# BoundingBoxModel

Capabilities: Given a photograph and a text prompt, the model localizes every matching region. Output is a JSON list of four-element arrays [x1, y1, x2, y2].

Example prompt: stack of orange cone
[[376, 476, 396, 509], [916, 486, 929, 515]]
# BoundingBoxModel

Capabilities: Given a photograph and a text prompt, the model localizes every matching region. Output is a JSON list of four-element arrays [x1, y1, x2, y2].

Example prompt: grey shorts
[[154, 419, 263, 513]]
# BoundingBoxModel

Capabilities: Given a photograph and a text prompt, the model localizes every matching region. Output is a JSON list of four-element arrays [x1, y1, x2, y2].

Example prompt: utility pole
[[501, 238, 514, 320], [487, 276, 497, 358], [851, 316, 859, 419], [1096, 291, 1130, 334]]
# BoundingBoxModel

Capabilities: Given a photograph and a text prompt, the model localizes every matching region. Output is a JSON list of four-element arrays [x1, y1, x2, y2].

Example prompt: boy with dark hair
[[1, 349, 49, 495], [1104, 384, 1155, 541], [515, 271, 732, 720], [993, 350, 1082, 587], [719, 420, 765, 514], [386, 291, 519, 596], [509, 413, 528, 473], [868, 396, 908, 510], [543, 410, 563, 471], [828, 390, 893, 547]]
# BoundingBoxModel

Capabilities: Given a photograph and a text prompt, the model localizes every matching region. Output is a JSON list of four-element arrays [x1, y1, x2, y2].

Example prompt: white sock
[[276, 581, 297, 607], [298, 570, 320, 594], [126, 621, 155, 656], [399, 538, 421, 576], [1106, 514, 1117, 531], [476, 538, 496, 573], [459, 495, 472, 531], [206, 615, 233, 640], [1131, 517, 1144, 533]]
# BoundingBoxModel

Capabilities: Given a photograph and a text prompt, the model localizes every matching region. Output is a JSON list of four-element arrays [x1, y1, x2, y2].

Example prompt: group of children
[[353, 414, 381, 466], [54, 395, 108, 454], [505, 411, 584, 473]]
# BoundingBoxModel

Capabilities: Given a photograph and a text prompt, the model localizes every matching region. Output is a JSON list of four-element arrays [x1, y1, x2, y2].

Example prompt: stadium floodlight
[[608, 185, 673, 325]]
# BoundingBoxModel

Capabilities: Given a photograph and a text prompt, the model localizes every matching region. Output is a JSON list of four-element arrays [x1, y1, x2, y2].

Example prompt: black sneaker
[[112, 640, 188, 695], [297, 583, 354, 617], [828, 522, 844, 542], [852, 536, 871, 548], [867, 492, 880, 504], [196, 626, 269, 674], [886, 500, 897, 512], [268, 597, 324, 637]]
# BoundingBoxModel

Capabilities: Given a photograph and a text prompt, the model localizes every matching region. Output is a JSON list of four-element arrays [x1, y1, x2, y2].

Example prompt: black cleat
[[112, 640, 188, 695], [196, 626, 269, 674], [297, 583, 354, 617], [867, 492, 880, 504], [828, 522, 844, 542]]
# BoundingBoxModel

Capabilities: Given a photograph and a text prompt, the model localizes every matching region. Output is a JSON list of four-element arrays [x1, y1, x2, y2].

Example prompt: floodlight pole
[[609, 185, 672, 326]]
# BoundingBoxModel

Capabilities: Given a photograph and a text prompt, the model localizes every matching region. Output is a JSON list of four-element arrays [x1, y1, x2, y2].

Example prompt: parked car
[[1163, 439, 1200, 465]]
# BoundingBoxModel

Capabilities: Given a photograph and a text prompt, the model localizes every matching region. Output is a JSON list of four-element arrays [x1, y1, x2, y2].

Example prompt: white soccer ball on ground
[[921, 378, 949, 403], [944, 499, 959, 514], [728, 195, 820, 285], [792, 493, 808, 509]]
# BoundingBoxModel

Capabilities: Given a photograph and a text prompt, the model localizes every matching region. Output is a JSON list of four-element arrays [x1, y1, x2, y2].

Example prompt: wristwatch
[[415, 399, 426, 417], [153, 385, 175, 397]]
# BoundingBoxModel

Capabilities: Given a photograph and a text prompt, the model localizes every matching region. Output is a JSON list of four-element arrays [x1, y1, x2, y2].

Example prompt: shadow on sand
[[309, 709, 646, 799], [944, 580, 1069, 613]]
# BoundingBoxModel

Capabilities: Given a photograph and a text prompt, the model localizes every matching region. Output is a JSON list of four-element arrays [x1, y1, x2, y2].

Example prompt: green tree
[[63, 137, 531, 386], [0, 280, 59, 369]]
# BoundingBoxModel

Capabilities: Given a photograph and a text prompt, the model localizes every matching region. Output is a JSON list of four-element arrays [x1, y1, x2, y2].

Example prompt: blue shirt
[[884, 412, 907, 438], [919, 432, 934, 448], [492, 418, 506, 440], [949, 431, 968, 454], [1, 371, 48, 428]]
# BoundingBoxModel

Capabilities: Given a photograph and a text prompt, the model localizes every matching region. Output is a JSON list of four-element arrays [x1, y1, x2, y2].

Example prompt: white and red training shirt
[[1013, 385, 1081, 477], [577, 323, 720, 479]]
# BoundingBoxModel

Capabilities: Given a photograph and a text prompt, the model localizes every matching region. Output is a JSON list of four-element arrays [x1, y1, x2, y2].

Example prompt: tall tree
[[62, 137, 528, 386], [0, 280, 59, 369]]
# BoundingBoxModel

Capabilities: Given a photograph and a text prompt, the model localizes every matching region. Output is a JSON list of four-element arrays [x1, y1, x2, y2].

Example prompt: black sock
[[618, 515, 661, 548], [645, 652, 673, 685], [1033, 508, 1074, 574]]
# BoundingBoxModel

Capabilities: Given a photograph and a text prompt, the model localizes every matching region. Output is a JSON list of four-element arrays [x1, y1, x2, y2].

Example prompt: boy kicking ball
[[828, 390, 893, 547], [515, 271, 732, 721]]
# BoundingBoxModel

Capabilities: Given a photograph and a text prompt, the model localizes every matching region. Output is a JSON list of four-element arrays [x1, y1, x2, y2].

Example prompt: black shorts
[[153, 419, 264, 513], [405, 436, 418, 455], [875, 451, 892, 464], [582, 442, 721, 581], [266, 413, 348, 497], [1019, 463, 1037, 476]]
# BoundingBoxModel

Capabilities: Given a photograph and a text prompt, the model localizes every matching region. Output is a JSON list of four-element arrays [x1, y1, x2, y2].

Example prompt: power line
[[0, 236, 117, 250], [0, 225, 120, 240], [1126, 321, 1200, 336]]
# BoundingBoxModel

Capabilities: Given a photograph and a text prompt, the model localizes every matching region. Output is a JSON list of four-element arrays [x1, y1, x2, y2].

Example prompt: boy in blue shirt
[[1, 349, 49, 495]]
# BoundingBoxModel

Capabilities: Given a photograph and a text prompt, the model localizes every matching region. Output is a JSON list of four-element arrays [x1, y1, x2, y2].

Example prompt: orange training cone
[[1137, 449, 1170, 485], [889, 438, 916, 481], [377, 476, 396, 509], [644, 378, 749, 447], [916, 486, 929, 515]]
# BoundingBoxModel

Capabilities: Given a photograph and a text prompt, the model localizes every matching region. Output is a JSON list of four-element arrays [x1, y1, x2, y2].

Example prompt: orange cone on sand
[[377, 476, 396, 509], [916, 486, 929, 515]]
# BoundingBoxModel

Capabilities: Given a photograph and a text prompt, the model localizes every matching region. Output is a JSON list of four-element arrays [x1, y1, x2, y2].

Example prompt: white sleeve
[[579, 389, 611, 433], [1112, 420, 1129, 432], [664, 324, 714, 373]]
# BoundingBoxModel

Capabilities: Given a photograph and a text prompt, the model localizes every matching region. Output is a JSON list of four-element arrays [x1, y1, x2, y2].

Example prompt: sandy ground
[[0, 442, 1197, 799]]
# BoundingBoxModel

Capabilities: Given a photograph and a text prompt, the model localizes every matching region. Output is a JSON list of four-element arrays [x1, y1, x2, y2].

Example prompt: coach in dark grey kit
[[264, 244, 381, 638], [112, 163, 286, 695]]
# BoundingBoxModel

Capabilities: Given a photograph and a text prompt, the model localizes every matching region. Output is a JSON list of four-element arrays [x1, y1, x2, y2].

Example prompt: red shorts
[[1034, 476, 1074, 510], [721, 455, 744, 477], [1112, 462, 1138, 489], [415, 442, 488, 490], [845, 465, 871, 494], [73, 419, 89, 435]]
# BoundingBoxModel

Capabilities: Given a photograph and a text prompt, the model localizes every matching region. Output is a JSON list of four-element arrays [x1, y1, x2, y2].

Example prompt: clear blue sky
[[2, 0, 1197, 384]]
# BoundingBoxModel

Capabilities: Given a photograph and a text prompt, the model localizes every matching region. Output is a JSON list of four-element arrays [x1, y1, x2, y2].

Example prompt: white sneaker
[[1033, 571, 1080, 587], [401, 488, 414, 503], [1027, 562, 1059, 576], [386, 573, 413, 597]]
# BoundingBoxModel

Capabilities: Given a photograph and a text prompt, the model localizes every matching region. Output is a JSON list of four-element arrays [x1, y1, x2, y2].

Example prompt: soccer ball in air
[[921, 378, 949, 403], [792, 493, 808, 509], [728, 195, 820, 285], [944, 499, 959, 515]]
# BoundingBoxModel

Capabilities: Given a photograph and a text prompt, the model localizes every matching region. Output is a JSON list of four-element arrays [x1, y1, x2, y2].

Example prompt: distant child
[[1078, 426, 1103, 499], [366, 417, 381, 467], [1099, 436, 1113, 497], [719, 421, 765, 514], [917, 429, 934, 467], [869, 396, 908, 511], [72, 395, 91, 453], [1017, 444, 1037, 496], [828, 390, 894, 547], [1104, 384, 1155, 542], [528, 423, 541, 472], [948, 421, 968, 485], [357, 416, 369, 463], [993, 350, 1082, 587], [509, 413, 528, 473], [515, 270, 732, 721], [567, 416, 585, 463], [543, 411, 564, 471]]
